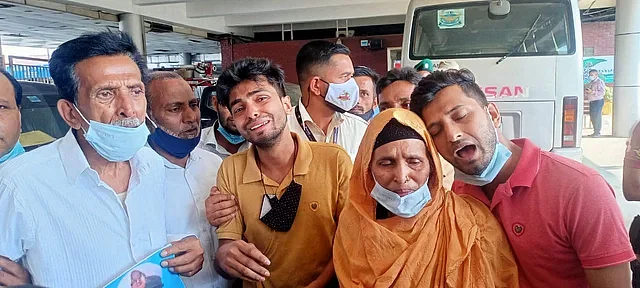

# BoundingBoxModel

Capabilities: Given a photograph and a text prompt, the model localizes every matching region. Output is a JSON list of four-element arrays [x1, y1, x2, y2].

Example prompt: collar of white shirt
[[58, 130, 152, 185], [161, 149, 201, 170], [296, 102, 344, 130], [199, 122, 251, 157]]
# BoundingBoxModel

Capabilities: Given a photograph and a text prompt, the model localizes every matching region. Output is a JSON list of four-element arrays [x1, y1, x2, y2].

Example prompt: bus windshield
[[410, 0, 575, 59]]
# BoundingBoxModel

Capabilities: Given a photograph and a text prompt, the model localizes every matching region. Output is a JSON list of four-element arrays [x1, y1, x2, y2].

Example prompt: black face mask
[[259, 180, 302, 232], [257, 144, 302, 232]]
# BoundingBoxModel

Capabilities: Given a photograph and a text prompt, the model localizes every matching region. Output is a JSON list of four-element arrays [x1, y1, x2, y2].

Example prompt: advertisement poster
[[104, 245, 185, 288], [583, 56, 614, 84]]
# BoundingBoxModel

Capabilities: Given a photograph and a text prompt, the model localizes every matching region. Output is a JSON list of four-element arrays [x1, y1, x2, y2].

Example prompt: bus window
[[410, 0, 574, 60]]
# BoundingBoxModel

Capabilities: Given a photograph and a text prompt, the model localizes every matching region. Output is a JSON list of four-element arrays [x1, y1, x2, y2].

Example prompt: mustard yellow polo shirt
[[216, 133, 352, 288]]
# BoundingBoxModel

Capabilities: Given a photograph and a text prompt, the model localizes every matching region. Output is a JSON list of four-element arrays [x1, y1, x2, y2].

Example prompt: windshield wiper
[[496, 14, 542, 65]]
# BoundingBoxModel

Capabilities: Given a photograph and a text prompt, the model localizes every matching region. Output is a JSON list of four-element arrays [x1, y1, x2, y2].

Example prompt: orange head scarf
[[333, 108, 518, 288]]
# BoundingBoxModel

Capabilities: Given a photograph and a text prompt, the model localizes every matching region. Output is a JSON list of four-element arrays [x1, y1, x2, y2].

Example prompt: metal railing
[[6, 56, 54, 84]]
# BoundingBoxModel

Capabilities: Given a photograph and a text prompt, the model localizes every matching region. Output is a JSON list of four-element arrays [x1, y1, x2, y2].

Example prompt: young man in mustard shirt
[[213, 57, 352, 288]]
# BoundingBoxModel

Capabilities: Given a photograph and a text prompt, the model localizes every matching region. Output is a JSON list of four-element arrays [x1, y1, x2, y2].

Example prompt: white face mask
[[320, 78, 360, 113], [370, 178, 432, 218]]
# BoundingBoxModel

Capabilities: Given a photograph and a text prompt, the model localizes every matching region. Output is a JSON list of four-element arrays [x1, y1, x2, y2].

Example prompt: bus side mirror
[[489, 0, 510, 16]]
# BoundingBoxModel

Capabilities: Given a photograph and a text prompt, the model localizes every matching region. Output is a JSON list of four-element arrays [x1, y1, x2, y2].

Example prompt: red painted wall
[[221, 34, 404, 83], [582, 21, 615, 56], [220, 21, 615, 82]]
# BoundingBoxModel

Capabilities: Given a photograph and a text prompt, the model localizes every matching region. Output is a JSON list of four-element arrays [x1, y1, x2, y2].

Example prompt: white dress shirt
[[0, 130, 168, 288], [161, 147, 232, 288], [198, 123, 251, 159], [288, 104, 368, 161]]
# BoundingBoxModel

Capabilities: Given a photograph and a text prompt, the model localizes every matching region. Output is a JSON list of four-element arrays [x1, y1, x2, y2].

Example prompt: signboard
[[438, 9, 465, 29], [583, 56, 614, 84]]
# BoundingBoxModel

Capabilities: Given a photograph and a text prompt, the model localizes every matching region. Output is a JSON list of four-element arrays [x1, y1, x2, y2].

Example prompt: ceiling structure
[[0, 0, 220, 54], [0, 0, 618, 53], [182, 0, 616, 29]]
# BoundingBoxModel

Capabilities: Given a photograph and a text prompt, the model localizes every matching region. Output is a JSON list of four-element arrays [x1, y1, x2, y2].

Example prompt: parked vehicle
[[403, 0, 584, 161], [18, 81, 69, 151]]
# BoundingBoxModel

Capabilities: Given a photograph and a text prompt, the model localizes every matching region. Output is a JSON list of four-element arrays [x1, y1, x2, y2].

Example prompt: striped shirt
[[0, 130, 168, 288], [288, 104, 368, 161]]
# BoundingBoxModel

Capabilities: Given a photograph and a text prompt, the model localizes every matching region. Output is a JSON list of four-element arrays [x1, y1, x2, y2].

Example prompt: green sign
[[583, 57, 614, 84]]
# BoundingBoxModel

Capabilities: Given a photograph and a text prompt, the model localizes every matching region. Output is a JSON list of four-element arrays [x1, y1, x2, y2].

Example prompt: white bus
[[402, 0, 584, 162]]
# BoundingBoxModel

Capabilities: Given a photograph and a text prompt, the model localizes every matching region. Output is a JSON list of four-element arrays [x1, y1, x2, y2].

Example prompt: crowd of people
[[0, 30, 635, 288]]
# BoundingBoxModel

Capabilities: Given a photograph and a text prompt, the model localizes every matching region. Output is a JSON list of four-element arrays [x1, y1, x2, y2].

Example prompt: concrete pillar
[[119, 13, 147, 56], [613, 0, 640, 137], [0, 36, 4, 68], [179, 53, 192, 65]]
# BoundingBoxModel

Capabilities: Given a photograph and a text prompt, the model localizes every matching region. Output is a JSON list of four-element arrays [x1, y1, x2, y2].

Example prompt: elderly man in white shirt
[[145, 71, 231, 288], [0, 31, 204, 288]]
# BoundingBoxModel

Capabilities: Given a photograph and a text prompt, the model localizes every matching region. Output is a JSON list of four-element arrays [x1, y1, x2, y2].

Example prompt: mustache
[[111, 117, 142, 128], [157, 123, 200, 139]]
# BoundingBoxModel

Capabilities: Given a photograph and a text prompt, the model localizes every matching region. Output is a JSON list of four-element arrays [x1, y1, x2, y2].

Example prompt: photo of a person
[[116, 264, 164, 288], [130, 270, 146, 288], [105, 245, 184, 288]]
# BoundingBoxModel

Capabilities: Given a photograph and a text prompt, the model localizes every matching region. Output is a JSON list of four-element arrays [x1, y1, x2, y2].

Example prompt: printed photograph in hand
[[104, 245, 185, 288]]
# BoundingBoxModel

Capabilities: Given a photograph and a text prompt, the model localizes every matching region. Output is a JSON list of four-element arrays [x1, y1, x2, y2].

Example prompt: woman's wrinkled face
[[371, 138, 431, 197]]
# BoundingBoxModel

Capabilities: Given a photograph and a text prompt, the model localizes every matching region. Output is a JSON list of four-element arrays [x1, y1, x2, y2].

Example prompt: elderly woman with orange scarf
[[333, 108, 518, 287]]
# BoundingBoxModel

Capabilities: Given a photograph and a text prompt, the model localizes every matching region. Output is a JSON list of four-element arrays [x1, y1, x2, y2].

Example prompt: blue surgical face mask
[[589, 75, 597, 81], [0, 141, 25, 164], [217, 122, 245, 145], [148, 119, 201, 159], [74, 105, 150, 162], [454, 129, 512, 186], [370, 178, 432, 218]]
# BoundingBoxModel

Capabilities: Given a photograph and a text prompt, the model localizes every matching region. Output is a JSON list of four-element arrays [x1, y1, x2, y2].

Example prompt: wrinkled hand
[[0, 256, 30, 286], [161, 236, 204, 277], [205, 186, 237, 227], [216, 240, 270, 282]]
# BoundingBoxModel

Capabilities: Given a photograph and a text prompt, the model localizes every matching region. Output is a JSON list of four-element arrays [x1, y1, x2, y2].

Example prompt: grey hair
[[49, 31, 148, 103], [145, 71, 185, 108]]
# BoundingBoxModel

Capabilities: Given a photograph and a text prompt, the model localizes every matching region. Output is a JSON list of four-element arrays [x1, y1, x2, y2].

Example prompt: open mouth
[[249, 120, 270, 131], [454, 144, 477, 161]]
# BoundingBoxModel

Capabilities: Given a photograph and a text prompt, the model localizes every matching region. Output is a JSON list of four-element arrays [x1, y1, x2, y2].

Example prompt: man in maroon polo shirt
[[410, 68, 634, 288]]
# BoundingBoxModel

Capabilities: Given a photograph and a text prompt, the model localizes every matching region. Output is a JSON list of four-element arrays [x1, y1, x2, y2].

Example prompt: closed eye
[[455, 114, 467, 121]]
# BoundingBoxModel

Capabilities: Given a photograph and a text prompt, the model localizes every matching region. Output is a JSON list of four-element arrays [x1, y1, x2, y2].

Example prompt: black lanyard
[[294, 106, 338, 144]]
